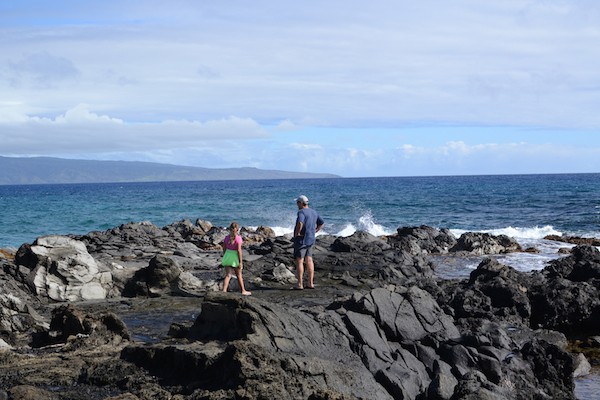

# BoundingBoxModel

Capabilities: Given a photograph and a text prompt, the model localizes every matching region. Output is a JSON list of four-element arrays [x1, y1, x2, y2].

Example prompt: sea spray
[[333, 211, 395, 237], [357, 210, 394, 236]]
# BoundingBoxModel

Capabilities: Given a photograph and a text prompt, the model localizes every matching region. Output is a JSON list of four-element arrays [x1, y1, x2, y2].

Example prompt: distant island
[[0, 156, 339, 185]]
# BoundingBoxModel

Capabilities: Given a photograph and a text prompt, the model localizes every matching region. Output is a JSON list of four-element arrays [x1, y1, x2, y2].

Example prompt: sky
[[1, 0, 599, 177]]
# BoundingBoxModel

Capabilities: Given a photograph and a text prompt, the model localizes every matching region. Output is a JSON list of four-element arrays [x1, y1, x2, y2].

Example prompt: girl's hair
[[229, 221, 240, 231]]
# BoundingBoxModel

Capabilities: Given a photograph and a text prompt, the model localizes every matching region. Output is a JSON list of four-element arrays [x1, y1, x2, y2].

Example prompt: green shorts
[[221, 249, 240, 268]]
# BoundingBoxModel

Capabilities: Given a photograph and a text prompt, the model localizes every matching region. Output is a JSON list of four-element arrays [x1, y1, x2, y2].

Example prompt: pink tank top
[[224, 234, 242, 250]]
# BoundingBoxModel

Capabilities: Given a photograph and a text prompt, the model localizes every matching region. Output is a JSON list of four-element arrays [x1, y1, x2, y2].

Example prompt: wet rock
[[318, 240, 437, 290], [564, 245, 600, 282], [152, 291, 405, 398], [521, 339, 576, 398], [544, 234, 600, 246], [390, 225, 457, 254], [0, 220, 593, 399], [76, 221, 215, 277], [439, 258, 531, 326], [79, 221, 176, 257], [163, 219, 212, 240], [164, 222, 276, 251], [124, 287, 576, 400], [331, 231, 390, 253], [123, 338, 391, 399], [529, 277, 600, 335], [468, 258, 531, 320], [191, 226, 228, 250], [122, 254, 206, 297], [450, 232, 522, 255], [529, 245, 600, 335], [79, 357, 147, 390], [31, 304, 130, 347], [240, 225, 276, 246]]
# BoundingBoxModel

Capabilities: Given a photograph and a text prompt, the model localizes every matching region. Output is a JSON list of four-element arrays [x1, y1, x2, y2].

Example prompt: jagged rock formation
[[0, 222, 597, 399]]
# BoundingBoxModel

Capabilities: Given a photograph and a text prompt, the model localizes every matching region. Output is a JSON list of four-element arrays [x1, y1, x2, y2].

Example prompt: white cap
[[295, 195, 309, 204]]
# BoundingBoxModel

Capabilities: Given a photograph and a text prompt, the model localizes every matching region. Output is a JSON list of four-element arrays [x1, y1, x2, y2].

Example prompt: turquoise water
[[1, 174, 599, 249]]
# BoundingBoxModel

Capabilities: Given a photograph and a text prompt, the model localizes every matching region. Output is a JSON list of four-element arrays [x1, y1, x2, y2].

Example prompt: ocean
[[1, 173, 599, 397], [2, 173, 599, 278], [1, 173, 599, 249]]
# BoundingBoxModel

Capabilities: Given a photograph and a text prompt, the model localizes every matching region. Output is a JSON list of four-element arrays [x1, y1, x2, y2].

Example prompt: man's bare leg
[[295, 257, 304, 289], [306, 256, 315, 288]]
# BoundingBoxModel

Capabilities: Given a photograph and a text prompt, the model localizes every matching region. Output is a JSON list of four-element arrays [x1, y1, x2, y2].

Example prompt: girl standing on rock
[[221, 222, 251, 295]]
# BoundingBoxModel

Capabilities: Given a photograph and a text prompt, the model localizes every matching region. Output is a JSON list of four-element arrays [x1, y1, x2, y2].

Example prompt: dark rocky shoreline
[[1, 220, 599, 399]]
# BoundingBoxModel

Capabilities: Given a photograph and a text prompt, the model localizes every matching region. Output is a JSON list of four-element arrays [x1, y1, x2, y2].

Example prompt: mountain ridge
[[0, 156, 339, 185]]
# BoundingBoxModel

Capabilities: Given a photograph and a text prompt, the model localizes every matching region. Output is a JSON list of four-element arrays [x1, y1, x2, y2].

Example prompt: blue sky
[[1, 0, 599, 177]]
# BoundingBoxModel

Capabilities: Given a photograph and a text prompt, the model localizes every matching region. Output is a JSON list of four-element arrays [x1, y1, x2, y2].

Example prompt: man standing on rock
[[293, 195, 324, 290]]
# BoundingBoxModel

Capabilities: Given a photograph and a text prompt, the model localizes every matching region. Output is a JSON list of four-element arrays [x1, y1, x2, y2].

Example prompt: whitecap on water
[[451, 225, 562, 240], [484, 225, 562, 239]]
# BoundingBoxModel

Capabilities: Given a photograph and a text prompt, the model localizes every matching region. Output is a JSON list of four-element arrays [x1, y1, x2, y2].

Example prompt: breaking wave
[[450, 225, 562, 240]]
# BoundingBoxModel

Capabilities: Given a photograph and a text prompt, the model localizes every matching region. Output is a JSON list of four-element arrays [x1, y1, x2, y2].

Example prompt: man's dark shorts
[[293, 239, 314, 259]]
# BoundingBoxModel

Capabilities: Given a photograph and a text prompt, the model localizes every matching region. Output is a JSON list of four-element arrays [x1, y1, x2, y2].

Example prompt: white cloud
[[1, 1, 599, 129], [266, 139, 600, 177], [289, 143, 323, 151], [51, 104, 123, 124], [0, 1, 599, 176], [389, 140, 600, 176], [275, 119, 300, 131], [0, 104, 268, 155]]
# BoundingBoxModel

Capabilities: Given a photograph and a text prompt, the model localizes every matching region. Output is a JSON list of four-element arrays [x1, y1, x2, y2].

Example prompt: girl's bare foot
[[242, 291, 252, 296]]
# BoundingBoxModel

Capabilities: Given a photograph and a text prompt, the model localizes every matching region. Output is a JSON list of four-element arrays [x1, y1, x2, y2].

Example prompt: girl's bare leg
[[223, 267, 233, 292], [235, 267, 251, 295]]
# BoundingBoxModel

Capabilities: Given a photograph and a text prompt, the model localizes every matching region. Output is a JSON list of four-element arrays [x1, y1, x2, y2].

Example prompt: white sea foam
[[267, 225, 335, 237], [266, 211, 394, 238], [439, 225, 575, 276], [450, 225, 562, 240], [485, 225, 562, 239], [337, 224, 357, 237], [497, 252, 563, 272], [271, 226, 293, 237]]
